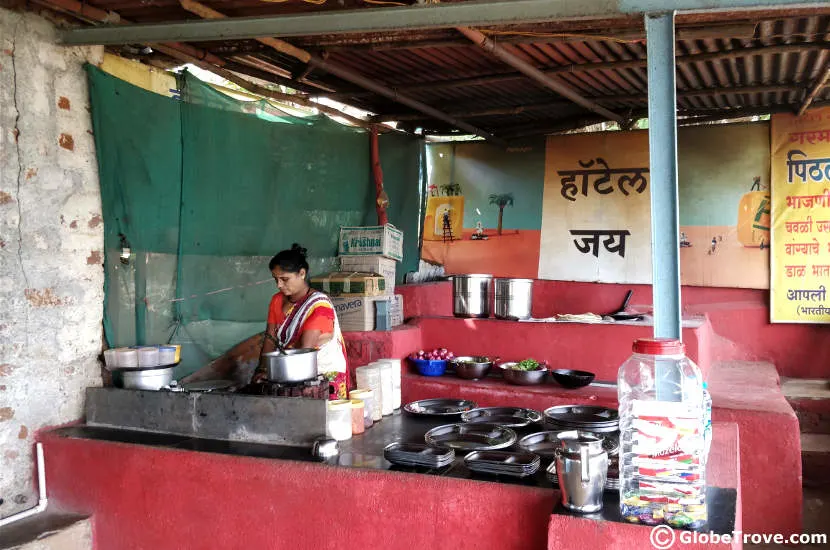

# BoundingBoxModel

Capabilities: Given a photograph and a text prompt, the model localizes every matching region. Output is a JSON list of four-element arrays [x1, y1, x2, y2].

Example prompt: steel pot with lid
[[452, 274, 493, 318], [494, 278, 533, 320], [261, 348, 319, 383]]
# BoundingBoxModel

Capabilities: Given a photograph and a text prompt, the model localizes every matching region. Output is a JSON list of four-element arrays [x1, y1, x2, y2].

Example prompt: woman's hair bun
[[290, 243, 308, 257]]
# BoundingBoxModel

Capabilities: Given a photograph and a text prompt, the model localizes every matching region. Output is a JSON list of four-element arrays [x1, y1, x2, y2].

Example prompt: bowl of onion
[[408, 348, 454, 377]]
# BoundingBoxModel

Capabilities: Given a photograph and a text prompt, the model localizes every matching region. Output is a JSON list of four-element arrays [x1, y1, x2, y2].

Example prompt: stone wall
[[0, 8, 104, 518]]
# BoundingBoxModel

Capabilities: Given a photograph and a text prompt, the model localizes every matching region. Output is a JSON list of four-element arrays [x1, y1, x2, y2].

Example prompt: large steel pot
[[261, 349, 319, 383], [453, 274, 493, 318], [494, 278, 533, 320]]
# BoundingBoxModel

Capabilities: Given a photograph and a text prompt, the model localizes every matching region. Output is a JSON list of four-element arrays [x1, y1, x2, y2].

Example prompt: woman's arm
[[297, 329, 333, 350], [252, 323, 279, 382]]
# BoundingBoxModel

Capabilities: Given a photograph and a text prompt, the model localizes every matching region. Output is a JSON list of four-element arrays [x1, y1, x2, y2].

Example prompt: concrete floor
[[748, 488, 829, 549]]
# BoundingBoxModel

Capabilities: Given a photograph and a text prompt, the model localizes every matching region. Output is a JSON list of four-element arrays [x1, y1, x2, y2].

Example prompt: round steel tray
[[518, 430, 620, 458], [403, 398, 478, 417], [460, 407, 542, 428]]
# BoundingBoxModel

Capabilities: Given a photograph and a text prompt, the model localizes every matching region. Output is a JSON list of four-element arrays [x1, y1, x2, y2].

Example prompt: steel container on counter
[[120, 365, 175, 390], [555, 432, 608, 513], [494, 278, 533, 320], [261, 349, 318, 383], [453, 274, 493, 318]]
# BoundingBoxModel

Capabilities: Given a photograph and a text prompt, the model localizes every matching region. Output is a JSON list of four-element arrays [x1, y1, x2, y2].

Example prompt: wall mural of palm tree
[[489, 193, 515, 236]]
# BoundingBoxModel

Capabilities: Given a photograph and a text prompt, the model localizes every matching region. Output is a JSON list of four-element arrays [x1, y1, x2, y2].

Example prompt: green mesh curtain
[[87, 66, 425, 377]]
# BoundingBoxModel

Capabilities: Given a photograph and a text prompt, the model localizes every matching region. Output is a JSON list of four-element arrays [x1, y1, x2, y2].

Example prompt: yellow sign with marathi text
[[771, 108, 830, 323]]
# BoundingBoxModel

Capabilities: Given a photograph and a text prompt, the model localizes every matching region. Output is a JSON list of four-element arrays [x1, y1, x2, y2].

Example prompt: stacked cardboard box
[[328, 224, 405, 331]]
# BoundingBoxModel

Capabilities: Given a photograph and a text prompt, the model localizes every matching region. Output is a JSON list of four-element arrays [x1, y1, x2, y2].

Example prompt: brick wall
[[0, 7, 104, 518]]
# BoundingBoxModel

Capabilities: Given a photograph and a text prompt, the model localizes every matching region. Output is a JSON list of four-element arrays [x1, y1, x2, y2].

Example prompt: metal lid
[[632, 338, 685, 356]]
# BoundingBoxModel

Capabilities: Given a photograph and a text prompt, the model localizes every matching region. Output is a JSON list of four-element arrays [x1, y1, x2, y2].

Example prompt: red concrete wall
[[41, 433, 555, 550], [398, 280, 830, 378]]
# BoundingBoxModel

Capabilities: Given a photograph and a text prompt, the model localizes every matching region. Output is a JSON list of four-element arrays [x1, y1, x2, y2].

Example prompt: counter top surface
[[57, 409, 558, 489]]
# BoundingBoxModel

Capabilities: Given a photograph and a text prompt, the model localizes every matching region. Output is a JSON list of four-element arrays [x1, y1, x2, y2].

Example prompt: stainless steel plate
[[403, 398, 478, 417], [460, 407, 542, 428], [425, 423, 517, 451]]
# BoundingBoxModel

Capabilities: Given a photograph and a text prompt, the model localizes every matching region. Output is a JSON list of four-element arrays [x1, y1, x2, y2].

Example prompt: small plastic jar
[[326, 400, 352, 441], [350, 399, 365, 435], [349, 389, 374, 429]]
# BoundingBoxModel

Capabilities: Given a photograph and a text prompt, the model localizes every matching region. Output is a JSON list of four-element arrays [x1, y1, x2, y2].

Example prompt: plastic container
[[326, 400, 352, 441], [617, 338, 707, 530], [379, 362, 394, 416], [137, 346, 160, 367], [173, 344, 182, 363], [385, 358, 402, 410], [410, 358, 447, 377], [350, 389, 375, 429], [350, 399, 365, 435], [158, 345, 177, 365], [355, 365, 382, 421], [116, 348, 138, 368]]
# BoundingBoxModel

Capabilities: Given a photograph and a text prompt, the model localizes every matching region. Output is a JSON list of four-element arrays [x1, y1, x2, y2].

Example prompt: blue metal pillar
[[645, 12, 682, 340]]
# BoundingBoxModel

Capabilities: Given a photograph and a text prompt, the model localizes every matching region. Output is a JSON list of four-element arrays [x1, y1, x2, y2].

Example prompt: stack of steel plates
[[464, 450, 541, 478], [383, 442, 455, 468], [543, 405, 619, 433]]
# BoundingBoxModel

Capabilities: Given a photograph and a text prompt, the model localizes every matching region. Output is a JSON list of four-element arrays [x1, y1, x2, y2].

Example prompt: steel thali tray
[[460, 407, 542, 428], [425, 423, 517, 451], [518, 430, 620, 459], [403, 399, 478, 417]]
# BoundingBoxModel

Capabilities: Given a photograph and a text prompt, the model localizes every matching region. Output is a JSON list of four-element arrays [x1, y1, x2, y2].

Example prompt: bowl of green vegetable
[[499, 359, 548, 386]]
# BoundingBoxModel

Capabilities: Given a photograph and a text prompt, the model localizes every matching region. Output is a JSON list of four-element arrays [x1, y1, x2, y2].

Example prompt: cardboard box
[[332, 295, 404, 332], [340, 256, 397, 295], [339, 224, 403, 262], [390, 294, 404, 327], [310, 272, 386, 297]]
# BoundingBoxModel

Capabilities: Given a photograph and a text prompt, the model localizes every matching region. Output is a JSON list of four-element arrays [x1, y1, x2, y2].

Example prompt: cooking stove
[[238, 375, 329, 399]]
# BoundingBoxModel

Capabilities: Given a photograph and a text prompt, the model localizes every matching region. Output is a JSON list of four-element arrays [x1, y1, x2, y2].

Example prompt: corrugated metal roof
[[31, 0, 830, 138]]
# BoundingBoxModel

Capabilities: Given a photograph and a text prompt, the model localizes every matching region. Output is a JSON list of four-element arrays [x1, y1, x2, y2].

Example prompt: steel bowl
[[261, 349, 318, 383], [500, 362, 548, 386], [451, 356, 493, 380], [551, 369, 595, 388]]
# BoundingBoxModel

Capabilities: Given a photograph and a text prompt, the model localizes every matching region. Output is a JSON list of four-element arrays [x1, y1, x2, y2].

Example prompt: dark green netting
[[88, 65, 425, 377]]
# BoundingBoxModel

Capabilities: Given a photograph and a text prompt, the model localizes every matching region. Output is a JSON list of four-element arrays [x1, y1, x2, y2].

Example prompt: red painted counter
[[39, 421, 739, 550], [401, 360, 801, 537]]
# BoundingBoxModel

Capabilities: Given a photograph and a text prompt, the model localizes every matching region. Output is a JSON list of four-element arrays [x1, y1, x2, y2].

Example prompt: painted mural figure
[[489, 193, 514, 236]]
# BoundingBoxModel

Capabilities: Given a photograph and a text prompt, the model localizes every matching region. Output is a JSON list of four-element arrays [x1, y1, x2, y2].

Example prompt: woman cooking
[[251, 244, 349, 399]]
